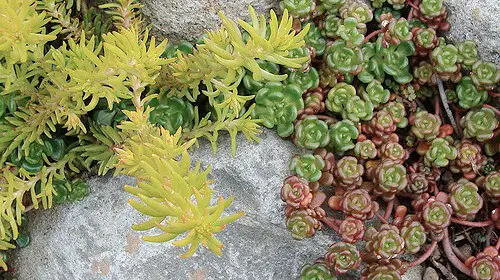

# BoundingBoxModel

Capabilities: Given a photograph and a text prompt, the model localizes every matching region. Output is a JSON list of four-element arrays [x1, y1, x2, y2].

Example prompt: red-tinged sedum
[[334, 156, 364, 189], [286, 209, 321, 240], [339, 217, 365, 243], [400, 220, 427, 253], [448, 179, 483, 220], [414, 193, 452, 241], [324, 242, 361, 274], [365, 224, 405, 261], [373, 160, 408, 201], [281, 176, 312, 208], [450, 139, 486, 179], [362, 260, 405, 280], [466, 247, 500, 280], [340, 189, 379, 220]]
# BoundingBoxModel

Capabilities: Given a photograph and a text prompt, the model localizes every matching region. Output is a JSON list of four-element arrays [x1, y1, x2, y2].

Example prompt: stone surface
[[445, 0, 500, 65], [423, 267, 440, 280], [10, 130, 339, 279]]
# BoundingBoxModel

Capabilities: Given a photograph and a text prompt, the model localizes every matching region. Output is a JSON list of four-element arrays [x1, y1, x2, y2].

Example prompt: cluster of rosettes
[[274, 0, 499, 279]]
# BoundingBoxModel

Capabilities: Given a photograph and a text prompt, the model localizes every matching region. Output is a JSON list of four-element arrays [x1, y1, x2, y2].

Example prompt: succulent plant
[[449, 179, 483, 220], [431, 39, 459, 74], [286, 67, 320, 93], [413, 61, 435, 85], [365, 224, 405, 260], [406, 173, 429, 194], [412, 27, 438, 57], [324, 242, 361, 274], [482, 172, 500, 202], [450, 139, 486, 178], [329, 120, 359, 153], [302, 89, 326, 116], [314, 148, 336, 186], [286, 209, 321, 240], [325, 82, 357, 113], [419, 194, 453, 240], [149, 96, 195, 134], [461, 107, 498, 142], [326, 40, 364, 74], [362, 262, 403, 280], [253, 82, 305, 137], [290, 154, 326, 182], [339, 0, 374, 30], [321, 15, 342, 38], [374, 160, 408, 200], [336, 17, 365, 48], [243, 60, 280, 93], [52, 179, 71, 205], [379, 142, 408, 163], [424, 138, 458, 168], [467, 248, 500, 280], [162, 41, 194, 58], [410, 111, 441, 141], [342, 96, 374, 122], [318, 0, 345, 13], [304, 22, 327, 56], [339, 217, 365, 243], [67, 179, 91, 202], [339, 189, 379, 220], [385, 18, 412, 46], [455, 76, 488, 109], [280, 0, 316, 19], [298, 262, 336, 280], [471, 60, 500, 90], [358, 37, 415, 84], [363, 109, 397, 138], [355, 139, 377, 159], [400, 220, 427, 254], [362, 80, 390, 107], [281, 175, 313, 208], [457, 41, 478, 70], [294, 115, 331, 149]]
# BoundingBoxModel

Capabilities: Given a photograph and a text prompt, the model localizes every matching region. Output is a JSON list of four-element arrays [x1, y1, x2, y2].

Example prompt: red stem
[[409, 241, 437, 267], [407, 1, 419, 9], [452, 245, 468, 262], [384, 199, 394, 221], [483, 104, 500, 116], [375, 212, 389, 224], [408, 6, 414, 21], [442, 230, 472, 277], [364, 29, 383, 43], [488, 91, 500, 97], [496, 238, 500, 250], [451, 218, 493, 227], [434, 95, 440, 115], [321, 217, 340, 232]]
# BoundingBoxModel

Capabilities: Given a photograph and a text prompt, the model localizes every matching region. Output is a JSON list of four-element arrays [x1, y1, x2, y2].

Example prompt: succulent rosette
[[324, 242, 361, 274], [298, 262, 336, 280], [334, 156, 364, 189], [471, 60, 500, 90], [365, 224, 405, 260], [329, 120, 359, 153], [457, 40, 478, 69], [326, 40, 364, 74], [290, 154, 326, 182], [419, 194, 452, 240], [362, 80, 390, 107], [149, 96, 194, 134], [67, 179, 90, 202], [410, 111, 441, 141], [450, 140, 486, 178], [467, 248, 500, 280], [385, 102, 408, 128], [340, 189, 379, 220], [400, 221, 427, 254], [456, 76, 488, 109], [413, 61, 435, 85], [419, 0, 445, 18], [336, 17, 365, 48], [363, 109, 397, 137], [342, 96, 374, 122], [406, 173, 429, 194], [280, 0, 316, 18], [253, 82, 305, 137], [302, 90, 326, 116], [339, 1, 373, 30], [321, 15, 342, 38], [424, 138, 458, 168], [242, 60, 280, 93], [318, 0, 345, 13], [431, 39, 459, 74], [412, 27, 438, 56], [304, 22, 327, 56], [461, 108, 498, 142], [287, 67, 320, 93], [482, 172, 500, 202], [374, 160, 408, 200], [326, 82, 357, 113], [286, 209, 320, 240], [294, 115, 331, 149], [314, 148, 336, 186], [362, 263, 403, 280], [386, 18, 412, 46], [355, 139, 377, 159], [379, 142, 408, 163], [281, 175, 313, 208], [339, 217, 365, 243], [448, 179, 483, 220]]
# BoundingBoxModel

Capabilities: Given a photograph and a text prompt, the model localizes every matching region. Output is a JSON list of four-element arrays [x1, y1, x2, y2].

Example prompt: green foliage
[[293, 116, 330, 149], [290, 154, 325, 182]]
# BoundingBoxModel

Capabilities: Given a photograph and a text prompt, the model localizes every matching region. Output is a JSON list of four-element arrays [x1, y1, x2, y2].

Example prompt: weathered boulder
[[10, 130, 338, 279]]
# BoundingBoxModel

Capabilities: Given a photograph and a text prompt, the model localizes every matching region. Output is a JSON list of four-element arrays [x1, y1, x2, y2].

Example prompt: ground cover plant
[[0, 0, 498, 279]]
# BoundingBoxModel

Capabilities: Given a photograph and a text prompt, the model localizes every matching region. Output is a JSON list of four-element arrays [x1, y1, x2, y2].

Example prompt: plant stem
[[488, 91, 500, 97], [409, 241, 437, 267], [434, 95, 440, 115], [407, 1, 419, 10], [451, 218, 492, 227], [442, 230, 472, 277], [375, 212, 389, 224], [437, 79, 462, 137], [321, 217, 340, 232], [364, 29, 383, 43], [384, 199, 394, 220]]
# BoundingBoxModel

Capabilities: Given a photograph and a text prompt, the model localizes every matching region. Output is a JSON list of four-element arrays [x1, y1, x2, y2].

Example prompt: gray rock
[[423, 267, 440, 280], [404, 265, 425, 280], [445, 0, 500, 65], [141, 0, 279, 43], [10, 130, 338, 280]]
